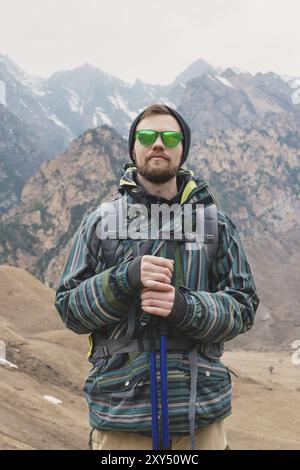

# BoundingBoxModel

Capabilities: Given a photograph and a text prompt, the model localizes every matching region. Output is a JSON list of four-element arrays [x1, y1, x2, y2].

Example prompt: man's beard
[[136, 160, 180, 184]]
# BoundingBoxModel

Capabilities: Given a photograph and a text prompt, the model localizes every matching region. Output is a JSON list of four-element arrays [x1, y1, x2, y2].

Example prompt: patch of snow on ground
[[43, 395, 62, 405], [0, 358, 18, 369]]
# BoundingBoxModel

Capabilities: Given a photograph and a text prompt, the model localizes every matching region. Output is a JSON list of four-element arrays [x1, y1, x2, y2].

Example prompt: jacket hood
[[118, 163, 216, 206]]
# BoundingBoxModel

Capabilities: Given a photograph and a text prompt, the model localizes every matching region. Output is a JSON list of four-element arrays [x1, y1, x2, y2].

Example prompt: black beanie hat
[[128, 105, 191, 165]]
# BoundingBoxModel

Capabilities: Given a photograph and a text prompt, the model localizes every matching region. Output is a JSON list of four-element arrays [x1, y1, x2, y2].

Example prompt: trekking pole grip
[[158, 317, 169, 336]]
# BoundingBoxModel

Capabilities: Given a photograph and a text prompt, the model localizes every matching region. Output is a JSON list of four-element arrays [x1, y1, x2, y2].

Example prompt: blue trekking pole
[[158, 242, 178, 449], [145, 242, 175, 450], [149, 319, 170, 450], [149, 240, 176, 450], [159, 318, 170, 449]]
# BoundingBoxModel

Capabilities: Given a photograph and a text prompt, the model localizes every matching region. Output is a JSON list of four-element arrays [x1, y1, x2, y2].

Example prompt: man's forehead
[[136, 114, 181, 132]]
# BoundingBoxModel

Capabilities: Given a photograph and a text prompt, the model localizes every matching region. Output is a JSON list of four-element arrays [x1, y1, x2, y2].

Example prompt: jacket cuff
[[127, 256, 143, 290], [168, 288, 186, 323]]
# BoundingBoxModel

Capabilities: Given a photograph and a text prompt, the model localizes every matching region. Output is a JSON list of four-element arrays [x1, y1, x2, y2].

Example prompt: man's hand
[[141, 285, 175, 318], [140, 255, 174, 290], [140, 255, 175, 317]]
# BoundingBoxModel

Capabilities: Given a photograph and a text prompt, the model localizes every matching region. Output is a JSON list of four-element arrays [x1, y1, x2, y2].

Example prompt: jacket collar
[[118, 163, 209, 205]]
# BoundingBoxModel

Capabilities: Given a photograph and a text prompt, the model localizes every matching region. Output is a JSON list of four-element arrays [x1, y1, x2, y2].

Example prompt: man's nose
[[152, 135, 165, 147]]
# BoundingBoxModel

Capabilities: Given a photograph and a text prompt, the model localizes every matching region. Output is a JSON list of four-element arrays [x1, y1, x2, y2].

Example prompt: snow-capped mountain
[[0, 53, 219, 214], [172, 58, 217, 86], [178, 68, 300, 141], [1, 52, 300, 218], [0, 53, 201, 147], [0, 55, 71, 159], [0, 104, 48, 213], [0, 53, 225, 144]]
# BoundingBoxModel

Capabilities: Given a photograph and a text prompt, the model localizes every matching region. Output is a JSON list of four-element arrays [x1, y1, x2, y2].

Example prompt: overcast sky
[[1, 0, 299, 84]]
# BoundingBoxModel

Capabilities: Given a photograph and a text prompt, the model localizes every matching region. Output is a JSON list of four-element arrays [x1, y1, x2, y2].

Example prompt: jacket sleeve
[[168, 212, 260, 343], [54, 210, 139, 335]]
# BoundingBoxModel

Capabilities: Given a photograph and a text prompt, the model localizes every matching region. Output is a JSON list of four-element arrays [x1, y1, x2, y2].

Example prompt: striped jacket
[[55, 164, 259, 437]]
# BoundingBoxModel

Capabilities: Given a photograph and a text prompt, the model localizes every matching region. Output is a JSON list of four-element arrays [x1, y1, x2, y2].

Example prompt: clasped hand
[[140, 255, 175, 318]]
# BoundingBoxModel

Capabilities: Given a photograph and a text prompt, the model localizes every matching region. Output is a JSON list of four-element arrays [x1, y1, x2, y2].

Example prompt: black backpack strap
[[93, 337, 193, 359], [92, 300, 137, 360]]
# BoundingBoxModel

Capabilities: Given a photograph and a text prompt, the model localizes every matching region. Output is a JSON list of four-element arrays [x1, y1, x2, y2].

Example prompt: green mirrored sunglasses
[[134, 129, 184, 147]]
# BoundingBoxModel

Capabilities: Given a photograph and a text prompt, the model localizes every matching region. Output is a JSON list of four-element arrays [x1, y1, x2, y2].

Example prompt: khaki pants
[[90, 420, 228, 450]]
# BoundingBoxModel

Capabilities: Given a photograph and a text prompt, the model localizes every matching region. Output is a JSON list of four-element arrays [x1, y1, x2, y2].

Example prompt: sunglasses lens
[[162, 131, 183, 147], [136, 130, 156, 146], [135, 130, 183, 147]]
